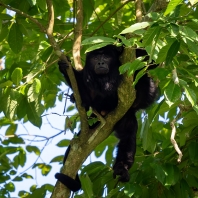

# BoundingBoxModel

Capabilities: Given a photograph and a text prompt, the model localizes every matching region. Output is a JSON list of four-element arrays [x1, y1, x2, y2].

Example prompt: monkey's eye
[[103, 54, 110, 60]]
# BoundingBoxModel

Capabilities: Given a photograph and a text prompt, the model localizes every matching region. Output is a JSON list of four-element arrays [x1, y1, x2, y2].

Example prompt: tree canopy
[[1, 0, 198, 197]]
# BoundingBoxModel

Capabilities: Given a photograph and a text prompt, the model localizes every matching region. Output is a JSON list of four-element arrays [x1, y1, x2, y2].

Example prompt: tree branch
[[72, 0, 83, 71], [0, 1, 45, 33], [170, 119, 183, 163], [90, 0, 135, 36], [135, 0, 142, 22]]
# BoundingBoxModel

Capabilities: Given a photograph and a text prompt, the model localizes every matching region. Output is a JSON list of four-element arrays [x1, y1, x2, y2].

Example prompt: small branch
[[46, 0, 54, 35], [71, 0, 89, 134], [170, 119, 183, 163], [90, 0, 134, 36], [135, 0, 142, 22], [0, 1, 45, 32], [172, 68, 179, 84], [72, 0, 83, 71]]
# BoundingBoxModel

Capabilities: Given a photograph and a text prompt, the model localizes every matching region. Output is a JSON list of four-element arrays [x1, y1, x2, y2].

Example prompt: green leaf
[[188, 142, 198, 163], [184, 86, 197, 106], [27, 78, 41, 102], [179, 26, 198, 41], [5, 124, 18, 136], [50, 155, 63, 163], [0, 80, 13, 88], [85, 43, 113, 53], [56, 139, 70, 147], [82, 36, 115, 45], [120, 22, 152, 34], [164, 164, 180, 186], [151, 163, 166, 185], [142, 26, 161, 46], [165, 39, 180, 66], [80, 174, 93, 197], [186, 38, 198, 56], [4, 182, 15, 192], [164, 0, 183, 16], [33, 163, 52, 176], [37, 0, 46, 10], [41, 164, 51, 176], [26, 102, 42, 127], [26, 145, 40, 156], [11, 67, 23, 85], [8, 23, 23, 54], [164, 81, 181, 106], [141, 118, 156, 153], [29, 187, 46, 198], [119, 59, 145, 75]]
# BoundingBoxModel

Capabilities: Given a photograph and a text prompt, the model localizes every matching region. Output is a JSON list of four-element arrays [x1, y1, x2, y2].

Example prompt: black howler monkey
[[55, 45, 158, 192]]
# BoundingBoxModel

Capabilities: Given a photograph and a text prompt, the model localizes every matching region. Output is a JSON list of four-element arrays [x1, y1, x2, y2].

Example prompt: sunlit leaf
[[120, 22, 152, 34], [164, 0, 183, 16], [11, 67, 23, 85]]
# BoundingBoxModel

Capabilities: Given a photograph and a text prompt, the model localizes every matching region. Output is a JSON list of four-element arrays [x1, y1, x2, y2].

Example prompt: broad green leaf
[[26, 145, 40, 155], [56, 139, 70, 147], [0, 80, 13, 88], [0, 23, 9, 42], [50, 155, 64, 163], [120, 22, 152, 34], [142, 26, 161, 46], [179, 26, 198, 41], [85, 43, 113, 53], [151, 163, 166, 185], [80, 174, 93, 197], [82, 36, 115, 45], [186, 38, 198, 56], [164, 0, 183, 16], [164, 81, 181, 106], [41, 164, 51, 176], [163, 164, 179, 186], [27, 102, 42, 127], [27, 78, 41, 102], [11, 67, 23, 85], [21, 173, 33, 179], [37, 0, 46, 10], [119, 59, 145, 75], [184, 86, 197, 106], [29, 187, 46, 198], [4, 182, 15, 192], [141, 118, 155, 153], [165, 39, 180, 66], [5, 124, 18, 136], [32, 163, 52, 176], [83, 0, 94, 27], [188, 167, 198, 179], [188, 142, 198, 163], [8, 23, 23, 54]]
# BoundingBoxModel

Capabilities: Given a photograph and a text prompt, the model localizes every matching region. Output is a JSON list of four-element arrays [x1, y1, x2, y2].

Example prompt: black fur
[[55, 146, 81, 192], [56, 45, 158, 191]]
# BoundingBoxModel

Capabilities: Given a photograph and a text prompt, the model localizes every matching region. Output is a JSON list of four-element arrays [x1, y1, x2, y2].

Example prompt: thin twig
[[0, 1, 45, 32], [170, 119, 183, 163], [90, 0, 134, 36]]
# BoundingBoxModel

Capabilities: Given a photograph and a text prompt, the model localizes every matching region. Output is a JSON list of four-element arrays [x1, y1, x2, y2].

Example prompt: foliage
[[0, 0, 198, 197]]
